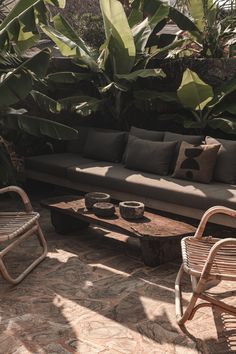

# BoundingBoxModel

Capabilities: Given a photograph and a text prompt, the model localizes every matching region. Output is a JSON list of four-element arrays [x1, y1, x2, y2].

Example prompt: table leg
[[51, 210, 89, 235], [140, 238, 181, 267]]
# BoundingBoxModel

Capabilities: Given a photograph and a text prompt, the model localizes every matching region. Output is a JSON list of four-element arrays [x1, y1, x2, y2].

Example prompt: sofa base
[[25, 169, 236, 228]]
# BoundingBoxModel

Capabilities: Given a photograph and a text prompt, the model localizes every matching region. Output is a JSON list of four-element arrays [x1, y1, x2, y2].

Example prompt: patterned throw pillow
[[173, 142, 220, 184]]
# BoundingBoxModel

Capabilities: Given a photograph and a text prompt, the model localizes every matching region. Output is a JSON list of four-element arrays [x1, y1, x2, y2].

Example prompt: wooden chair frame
[[175, 206, 236, 326], [0, 186, 47, 284]]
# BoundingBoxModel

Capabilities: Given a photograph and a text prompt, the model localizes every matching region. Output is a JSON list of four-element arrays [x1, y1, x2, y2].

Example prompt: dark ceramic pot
[[85, 192, 110, 210], [119, 201, 144, 220], [93, 202, 115, 217]]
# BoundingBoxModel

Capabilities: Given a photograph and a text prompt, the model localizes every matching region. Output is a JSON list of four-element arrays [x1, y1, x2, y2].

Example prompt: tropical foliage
[[136, 68, 236, 134], [31, 0, 186, 127], [169, 0, 236, 58]]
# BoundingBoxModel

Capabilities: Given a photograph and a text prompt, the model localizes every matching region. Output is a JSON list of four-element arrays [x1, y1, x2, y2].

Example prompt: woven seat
[[0, 187, 47, 284], [175, 206, 236, 327], [0, 212, 39, 241], [182, 236, 236, 279]]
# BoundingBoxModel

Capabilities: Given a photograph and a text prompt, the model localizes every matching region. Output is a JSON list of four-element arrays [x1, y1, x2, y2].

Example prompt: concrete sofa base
[[25, 169, 236, 228]]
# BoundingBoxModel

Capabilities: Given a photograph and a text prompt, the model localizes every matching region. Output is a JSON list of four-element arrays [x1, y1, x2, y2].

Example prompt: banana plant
[[0, 0, 65, 53], [0, 48, 78, 140], [135, 68, 236, 134], [32, 0, 182, 127], [169, 0, 236, 58]]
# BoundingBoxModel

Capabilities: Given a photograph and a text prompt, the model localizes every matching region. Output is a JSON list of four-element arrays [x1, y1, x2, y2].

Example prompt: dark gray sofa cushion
[[25, 153, 94, 177], [83, 129, 127, 162], [164, 131, 203, 144], [123, 127, 164, 163], [206, 136, 236, 184], [67, 161, 236, 210], [130, 126, 164, 141], [66, 126, 89, 153], [125, 137, 177, 175]]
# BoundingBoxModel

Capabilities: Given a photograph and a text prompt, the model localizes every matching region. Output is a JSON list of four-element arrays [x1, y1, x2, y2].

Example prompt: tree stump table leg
[[51, 210, 89, 235], [140, 238, 181, 267]]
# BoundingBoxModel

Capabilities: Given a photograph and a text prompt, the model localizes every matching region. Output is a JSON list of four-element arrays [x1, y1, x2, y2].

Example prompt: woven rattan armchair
[[175, 206, 236, 326], [0, 186, 47, 284]]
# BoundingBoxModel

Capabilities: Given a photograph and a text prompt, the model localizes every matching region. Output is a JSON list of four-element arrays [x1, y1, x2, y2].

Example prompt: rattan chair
[[175, 206, 236, 326], [0, 186, 47, 284]]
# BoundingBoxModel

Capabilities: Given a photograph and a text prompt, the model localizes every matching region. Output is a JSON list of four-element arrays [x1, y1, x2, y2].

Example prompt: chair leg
[[175, 264, 200, 326], [0, 225, 47, 285]]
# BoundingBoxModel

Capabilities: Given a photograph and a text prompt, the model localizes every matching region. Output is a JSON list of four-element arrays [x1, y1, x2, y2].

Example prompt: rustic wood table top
[[41, 195, 196, 240]]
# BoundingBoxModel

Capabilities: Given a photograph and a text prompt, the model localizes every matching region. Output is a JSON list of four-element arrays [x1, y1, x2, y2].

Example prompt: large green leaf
[[0, 49, 50, 107], [42, 23, 98, 71], [0, 0, 63, 52], [188, 0, 205, 32], [1, 114, 79, 140], [47, 71, 94, 84], [53, 14, 91, 56], [100, 0, 136, 75], [168, 7, 201, 33], [128, 0, 144, 28], [31, 91, 61, 113], [115, 68, 165, 83], [208, 117, 236, 134], [177, 69, 213, 111], [132, 1, 169, 53], [59, 96, 104, 116]]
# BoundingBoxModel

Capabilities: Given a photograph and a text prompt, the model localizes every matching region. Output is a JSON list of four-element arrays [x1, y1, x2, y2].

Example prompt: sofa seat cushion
[[67, 162, 236, 210], [25, 153, 95, 177]]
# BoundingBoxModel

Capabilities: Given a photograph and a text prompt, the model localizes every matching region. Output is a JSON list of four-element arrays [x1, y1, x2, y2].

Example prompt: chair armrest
[[0, 186, 33, 212], [194, 206, 236, 239], [201, 238, 236, 278]]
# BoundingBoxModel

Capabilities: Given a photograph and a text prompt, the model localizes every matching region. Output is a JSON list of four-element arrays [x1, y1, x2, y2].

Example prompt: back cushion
[[164, 131, 203, 144], [131, 126, 164, 141], [83, 129, 127, 163], [125, 137, 177, 175], [66, 126, 89, 153], [206, 136, 236, 184], [123, 127, 164, 163]]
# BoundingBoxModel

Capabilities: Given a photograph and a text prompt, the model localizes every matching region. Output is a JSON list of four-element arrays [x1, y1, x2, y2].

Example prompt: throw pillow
[[123, 127, 164, 163], [125, 137, 177, 175], [173, 141, 220, 184], [206, 136, 236, 184], [83, 129, 127, 162]]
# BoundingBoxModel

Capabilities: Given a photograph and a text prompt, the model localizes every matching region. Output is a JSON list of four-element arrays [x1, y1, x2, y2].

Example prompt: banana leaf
[[177, 69, 214, 111], [100, 0, 136, 75], [0, 49, 50, 107], [1, 114, 78, 140]]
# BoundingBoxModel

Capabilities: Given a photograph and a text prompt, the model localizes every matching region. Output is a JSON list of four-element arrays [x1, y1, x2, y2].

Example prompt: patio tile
[[0, 197, 235, 353]]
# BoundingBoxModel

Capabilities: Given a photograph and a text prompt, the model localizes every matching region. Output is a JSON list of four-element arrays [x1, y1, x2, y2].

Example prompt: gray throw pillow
[[125, 137, 177, 175], [123, 127, 164, 163], [131, 126, 164, 141], [83, 129, 127, 162], [164, 131, 203, 144], [206, 136, 236, 184]]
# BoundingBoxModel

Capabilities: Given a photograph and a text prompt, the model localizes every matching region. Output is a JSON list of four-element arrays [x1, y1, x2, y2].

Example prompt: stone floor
[[0, 194, 236, 354]]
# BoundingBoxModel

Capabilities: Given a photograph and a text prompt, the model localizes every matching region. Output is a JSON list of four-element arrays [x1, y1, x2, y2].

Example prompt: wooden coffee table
[[41, 195, 196, 267]]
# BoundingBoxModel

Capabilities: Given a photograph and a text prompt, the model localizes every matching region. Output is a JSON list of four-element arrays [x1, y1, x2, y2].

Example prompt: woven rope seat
[[0, 212, 39, 242], [182, 236, 236, 280], [0, 186, 47, 284]]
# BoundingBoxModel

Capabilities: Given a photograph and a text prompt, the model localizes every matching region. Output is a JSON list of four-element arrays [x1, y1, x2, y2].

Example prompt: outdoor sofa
[[25, 126, 236, 227]]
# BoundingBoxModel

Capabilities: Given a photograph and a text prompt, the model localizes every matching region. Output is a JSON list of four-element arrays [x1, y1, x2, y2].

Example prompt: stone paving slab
[[0, 197, 235, 353]]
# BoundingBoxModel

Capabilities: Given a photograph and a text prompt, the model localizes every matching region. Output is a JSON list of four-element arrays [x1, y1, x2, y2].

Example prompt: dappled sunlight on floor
[[0, 198, 235, 353]]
